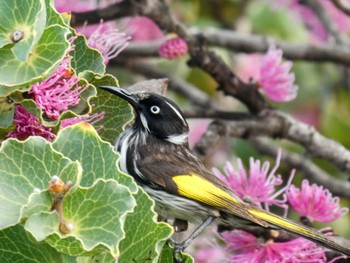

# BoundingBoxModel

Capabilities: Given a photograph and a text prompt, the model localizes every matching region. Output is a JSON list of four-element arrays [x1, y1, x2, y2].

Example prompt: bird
[[99, 86, 350, 260]]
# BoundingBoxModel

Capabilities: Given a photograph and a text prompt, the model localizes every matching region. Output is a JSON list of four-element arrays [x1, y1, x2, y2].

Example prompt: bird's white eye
[[150, 105, 160, 114]]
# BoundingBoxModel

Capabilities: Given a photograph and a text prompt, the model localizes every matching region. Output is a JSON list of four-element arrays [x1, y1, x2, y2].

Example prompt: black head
[[100, 86, 189, 145]]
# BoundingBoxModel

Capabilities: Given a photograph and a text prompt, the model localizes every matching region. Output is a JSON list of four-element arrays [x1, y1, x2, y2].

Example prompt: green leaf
[[0, 136, 82, 230], [41, 179, 136, 256], [76, 253, 115, 263], [53, 122, 137, 192], [79, 71, 119, 87], [70, 34, 105, 75], [25, 211, 59, 241], [119, 188, 173, 263], [158, 243, 194, 263], [90, 88, 133, 144], [0, 0, 46, 61], [0, 24, 70, 90], [45, 0, 68, 27], [0, 224, 76, 263], [0, 96, 14, 128]]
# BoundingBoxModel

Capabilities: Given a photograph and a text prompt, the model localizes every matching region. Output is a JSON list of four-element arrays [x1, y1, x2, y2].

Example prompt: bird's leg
[[171, 216, 215, 262]]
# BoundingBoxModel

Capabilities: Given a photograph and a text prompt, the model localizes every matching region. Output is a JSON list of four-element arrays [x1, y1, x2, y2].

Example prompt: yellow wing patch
[[172, 174, 238, 208], [249, 209, 317, 237]]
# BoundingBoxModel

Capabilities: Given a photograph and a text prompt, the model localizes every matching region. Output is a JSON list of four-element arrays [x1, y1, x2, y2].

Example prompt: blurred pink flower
[[7, 105, 56, 141], [191, 227, 227, 263], [287, 179, 349, 223], [61, 112, 105, 130], [87, 22, 130, 64], [235, 54, 263, 83], [159, 37, 188, 59], [260, 45, 298, 102], [194, 246, 227, 263], [54, 0, 94, 13], [266, 0, 350, 41], [222, 230, 326, 263], [124, 16, 164, 42], [188, 119, 210, 148], [212, 149, 293, 214], [30, 52, 89, 120]]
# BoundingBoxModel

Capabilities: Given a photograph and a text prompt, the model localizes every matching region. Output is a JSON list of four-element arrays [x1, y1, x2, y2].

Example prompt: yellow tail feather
[[249, 209, 350, 256]]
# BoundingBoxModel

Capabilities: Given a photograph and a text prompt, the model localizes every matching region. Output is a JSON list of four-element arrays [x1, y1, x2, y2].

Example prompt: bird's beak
[[99, 86, 139, 109]]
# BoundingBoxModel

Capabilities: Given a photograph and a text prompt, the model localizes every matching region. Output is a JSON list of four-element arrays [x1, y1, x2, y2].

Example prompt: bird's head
[[100, 86, 189, 145]]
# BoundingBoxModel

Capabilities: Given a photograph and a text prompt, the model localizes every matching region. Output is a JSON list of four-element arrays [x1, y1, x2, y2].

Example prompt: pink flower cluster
[[260, 46, 298, 102], [159, 37, 188, 59], [7, 105, 56, 141], [235, 46, 298, 103], [223, 230, 326, 263], [54, 0, 129, 64], [30, 55, 88, 120], [207, 150, 348, 262], [287, 179, 349, 223], [87, 22, 130, 64], [7, 105, 105, 142], [212, 149, 292, 213]]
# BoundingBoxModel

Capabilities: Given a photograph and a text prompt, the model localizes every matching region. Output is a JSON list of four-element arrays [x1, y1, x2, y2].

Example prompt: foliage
[[0, 1, 180, 262]]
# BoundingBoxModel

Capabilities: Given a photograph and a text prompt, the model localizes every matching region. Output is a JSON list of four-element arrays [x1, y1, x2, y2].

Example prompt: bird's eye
[[150, 105, 160, 114]]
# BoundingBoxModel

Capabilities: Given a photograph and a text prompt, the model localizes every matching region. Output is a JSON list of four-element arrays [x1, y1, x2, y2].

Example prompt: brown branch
[[110, 59, 214, 108], [120, 31, 350, 66], [199, 29, 350, 65], [332, 0, 350, 16], [188, 108, 350, 175], [71, 1, 136, 26]]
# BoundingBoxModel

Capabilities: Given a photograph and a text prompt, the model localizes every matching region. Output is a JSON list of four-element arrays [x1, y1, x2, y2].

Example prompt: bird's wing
[[137, 156, 268, 227]]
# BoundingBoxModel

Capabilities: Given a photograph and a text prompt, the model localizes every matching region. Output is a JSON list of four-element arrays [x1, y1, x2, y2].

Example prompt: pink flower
[[222, 230, 326, 263], [191, 227, 227, 263], [87, 22, 130, 64], [194, 247, 227, 263], [287, 179, 349, 223], [29, 41, 89, 120], [7, 105, 56, 141], [188, 119, 210, 148], [159, 37, 188, 59], [235, 54, 263, 83], [61, 112, 105, 130], [54, 0, 94, 13], [212, 149, 293, 214], [259, 45, 298, 102], [124, 16, 164, 42]]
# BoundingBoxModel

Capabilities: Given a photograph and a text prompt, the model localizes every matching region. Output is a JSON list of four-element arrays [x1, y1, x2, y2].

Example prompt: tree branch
[[111, 59, 214, 108], [187, 108, 350, 175]]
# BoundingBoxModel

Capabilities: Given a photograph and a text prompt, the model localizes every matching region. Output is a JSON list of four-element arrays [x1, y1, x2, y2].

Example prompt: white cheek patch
[[165, 101, 186, 125], [140, 113, 150, 131], [165, 133, 188, 145]]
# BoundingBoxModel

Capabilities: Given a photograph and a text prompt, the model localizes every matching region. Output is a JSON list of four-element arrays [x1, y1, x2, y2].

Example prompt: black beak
[[99, 86, 139, 108]]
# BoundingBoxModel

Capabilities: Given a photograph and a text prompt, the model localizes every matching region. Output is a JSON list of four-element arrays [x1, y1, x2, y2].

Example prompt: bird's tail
[[248, 208, 350, 256]]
